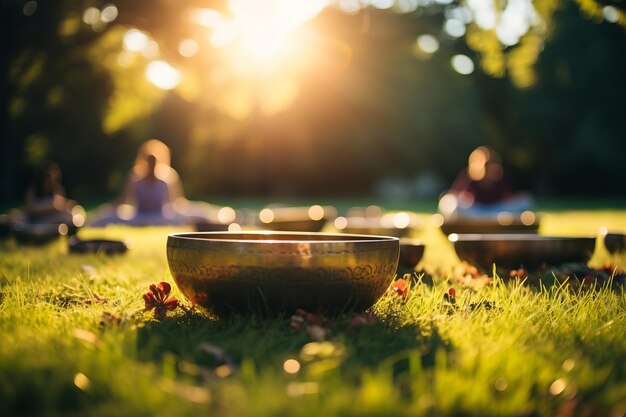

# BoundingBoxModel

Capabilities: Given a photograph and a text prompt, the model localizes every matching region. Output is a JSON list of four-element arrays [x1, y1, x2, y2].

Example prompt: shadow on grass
[[136, 309, 451, 379]]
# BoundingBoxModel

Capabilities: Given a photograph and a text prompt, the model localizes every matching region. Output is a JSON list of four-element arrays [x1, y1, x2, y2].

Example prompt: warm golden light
[[497, 211, 514, 225], [438, 193, 458, 216], [228, 223, 242, 232], [334, 216, 347, 230], [146, 61, 180, 90], [520, 210, 536, 226], [283, 359, 301, 374], [218, 206, 237, 224], [431, 213, 444, 228], [101, 5, 119, 23], [392, 212, 411, 229], [308, 205, 324, 221], [189, 8, 222, 28], [58, 224, 69, 235], [178, 39, 199, 57], [259, 208, 275, 224], [123, 29, 150, 52], [73, 373, 90, 391]]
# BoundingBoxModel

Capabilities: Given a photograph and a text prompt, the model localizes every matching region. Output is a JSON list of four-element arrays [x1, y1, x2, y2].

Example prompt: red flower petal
[[164, 297, 179, 311], [157, 282, 171, 296], [448, 288, 456, 297], [143, 292, 157, 310]]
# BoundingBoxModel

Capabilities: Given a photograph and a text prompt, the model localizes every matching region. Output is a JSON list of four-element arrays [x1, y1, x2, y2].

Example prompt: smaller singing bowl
[[257, 206, 334, 232], [398, 239, 425, 269], [450, 233, 596, 271], [167, 231, 399, 316], [604, 233, 626, 254], [440, 215, 540, 235], [340, 216, 417, 238]]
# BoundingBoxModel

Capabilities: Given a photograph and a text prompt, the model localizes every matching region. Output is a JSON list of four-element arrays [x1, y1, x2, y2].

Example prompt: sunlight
[[229, 0, 327, 61], [146, 61, 180, 90]]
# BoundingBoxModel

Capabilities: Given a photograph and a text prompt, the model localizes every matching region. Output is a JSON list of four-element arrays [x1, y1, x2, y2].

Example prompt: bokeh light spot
[[178, 39, 199, 58], [23, 1, 37, 16], [520, 210, 536, 226], [334, 216, 348, 230], [218, 206, 237, 224], [417, 35, 439, 54], [101, 5, 119, 23], [283, 359, 301, 374], [82, 7, 100, 25], [393, 212, 411, 229], [549, 379, 567, 396], [123, 29, 150, 52], [444, 19, 466, 38], [146, 61, 180, 90], [259, 208, 275, 224], [73, 373, 90, 391], [451, 54, 474, 75], [494, 377, 508, 391], [497, 211, 514, 226], [308, 205, 324, 221], [603, 6, 619, 23]]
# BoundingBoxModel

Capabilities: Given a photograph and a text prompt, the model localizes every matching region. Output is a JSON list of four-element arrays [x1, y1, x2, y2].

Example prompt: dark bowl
[[11, 222, 78, 245], [340, 215, 418, 238], [604, 233, 626, 254], [167, 231, 399, 316], [398, 239, 425, 269], [193, 221, 230, 232], [441, 217, 540, 235], [68, 236, 128, 255], [451, 233, 596, 271], [262, 218, 327, 233], [257, 207, 333, 232]]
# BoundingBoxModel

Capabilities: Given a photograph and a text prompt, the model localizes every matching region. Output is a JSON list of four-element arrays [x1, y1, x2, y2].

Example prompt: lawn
[[1, 210, 625, 417]]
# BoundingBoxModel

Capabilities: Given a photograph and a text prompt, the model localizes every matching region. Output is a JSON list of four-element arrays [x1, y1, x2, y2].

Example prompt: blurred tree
[[1, 0, 625, 205]]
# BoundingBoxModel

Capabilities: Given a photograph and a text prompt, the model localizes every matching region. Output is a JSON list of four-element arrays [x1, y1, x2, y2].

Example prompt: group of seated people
[[8, 139, 220, 231], [7, 141, 533, 231]]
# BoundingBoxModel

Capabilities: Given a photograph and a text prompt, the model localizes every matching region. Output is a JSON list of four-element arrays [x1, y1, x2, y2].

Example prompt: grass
[[1, 211, 626, 417]]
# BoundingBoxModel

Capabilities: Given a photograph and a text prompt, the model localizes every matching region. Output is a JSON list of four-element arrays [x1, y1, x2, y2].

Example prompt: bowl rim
[[449, 233, 596, 242], [168, 231, 399, 244]]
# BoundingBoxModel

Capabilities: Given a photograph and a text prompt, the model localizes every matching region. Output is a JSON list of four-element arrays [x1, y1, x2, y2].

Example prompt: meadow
[[1, 210, 625, 417]]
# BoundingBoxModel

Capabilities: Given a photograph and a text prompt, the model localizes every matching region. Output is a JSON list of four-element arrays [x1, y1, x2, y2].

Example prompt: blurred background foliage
[[1, 0, 625, 205]]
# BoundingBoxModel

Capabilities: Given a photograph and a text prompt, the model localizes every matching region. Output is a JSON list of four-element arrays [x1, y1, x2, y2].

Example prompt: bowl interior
[[169, 231, 396, 242]]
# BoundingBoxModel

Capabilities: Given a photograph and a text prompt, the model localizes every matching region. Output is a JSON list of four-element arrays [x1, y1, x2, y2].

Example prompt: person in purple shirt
[[89, 139, 217, 226]]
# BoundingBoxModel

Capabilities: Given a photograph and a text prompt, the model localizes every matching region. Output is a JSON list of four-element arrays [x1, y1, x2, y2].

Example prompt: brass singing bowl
[[451, 233, 596, 271], [604, 233, 626, 254], [398, 238, 425, 269], [167, 231, 399, 316]]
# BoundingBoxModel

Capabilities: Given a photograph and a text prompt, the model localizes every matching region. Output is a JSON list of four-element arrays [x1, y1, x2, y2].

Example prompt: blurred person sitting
[[438, 146, 533, 218], [89, 139, 218, 226], [23, 161, 77, 225]]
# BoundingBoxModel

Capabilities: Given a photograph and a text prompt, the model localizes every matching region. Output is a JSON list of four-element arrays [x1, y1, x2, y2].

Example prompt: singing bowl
[[604, 233, 626, 254], [451, 234, 596, 271], [258, 207, 334, 232], [341, 217, 415, 238], [167, 231, 399, 316], [440, 217, 540, 235], [398, 239, 425, 269], [261, 218, 327, 233]]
